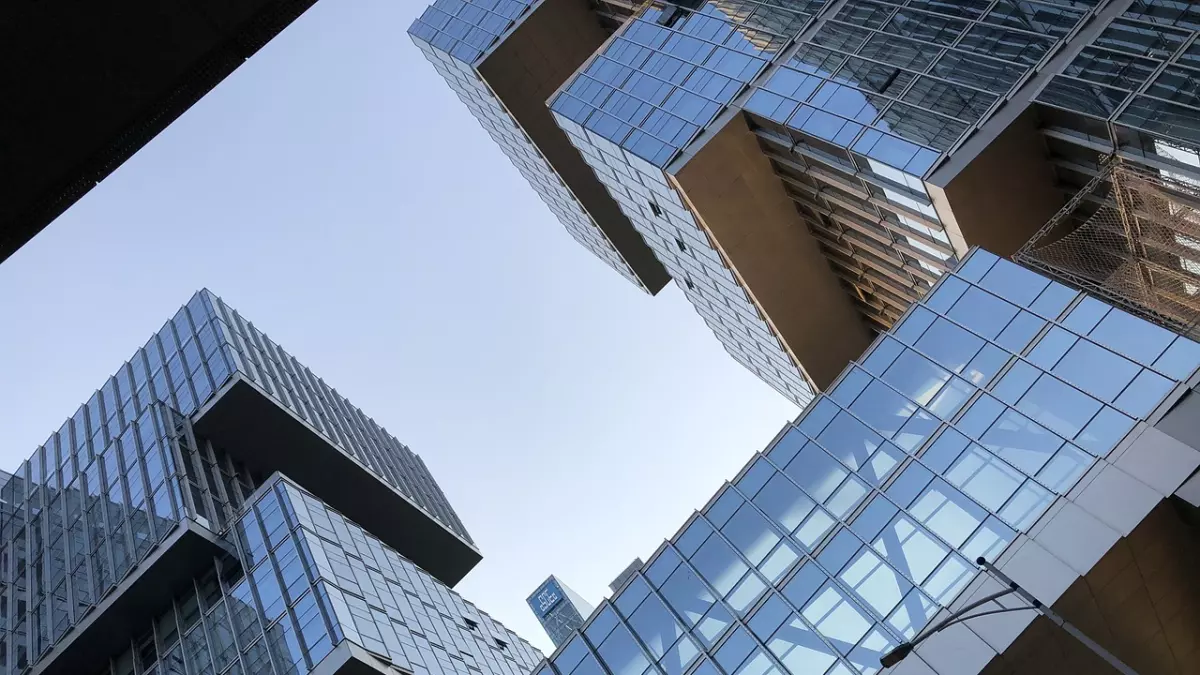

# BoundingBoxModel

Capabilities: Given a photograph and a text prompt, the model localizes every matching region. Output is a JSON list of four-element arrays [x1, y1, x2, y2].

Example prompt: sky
[[0, 0, 798, 656]]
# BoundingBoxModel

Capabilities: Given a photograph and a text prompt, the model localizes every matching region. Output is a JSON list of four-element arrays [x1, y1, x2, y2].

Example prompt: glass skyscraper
[[528, 578, 595, 648], [0, 291, 542, 675], [412, 0, 1200, 410], [531, 249, 1200, 675]]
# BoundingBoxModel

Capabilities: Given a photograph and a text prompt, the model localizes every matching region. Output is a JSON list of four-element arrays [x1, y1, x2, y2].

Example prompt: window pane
[[1153, 337, 1200, 380], [886, 589, 936, 639], [817, 412, 882, 471], [1016, 375, 1102, 439], [1075, 407, 1134, 456], [1053, 339, 1140, 402], [754, 473, 816, 532], [860, 443, 903, 486], [660, 635, 700, 675], [948, 286, 1019, 339], [629, 595, 684, 658], [840, 547, 911, 618], [945, 444, 1022, 511], [981, 409, 1063, 475], [849, 381, 917, 439], [1113, 369, 1174, 418], [914, 318, 984, 373], [802, 584, 872, 653], [1036, 445, 1093, 494], [1089, 308, 1174, 366], [691, 535, 748, 596], [995, 311, 1045, 353], [908, 479, 986, 547], [999, 479, 1054, 530], [660, 565, 715, 627], [873, 515, 947, 584], [883, 350, 951, 408], [768, 617, 838, 675], [724, 505, 781, 565], [598, 625, 651, 675], [962, 516, 1016, 565], [785, 444, 849, 502]]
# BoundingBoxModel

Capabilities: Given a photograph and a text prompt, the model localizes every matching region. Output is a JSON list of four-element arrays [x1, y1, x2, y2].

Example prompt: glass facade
[[408, 0, 652, 291], [1, 291, 533, 675], [531, 249, 1200, 675], [70, 474, 541, 675], [554, 114, 816, 406]]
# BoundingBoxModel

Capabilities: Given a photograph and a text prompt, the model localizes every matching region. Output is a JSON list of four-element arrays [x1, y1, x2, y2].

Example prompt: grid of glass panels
[[202, 292, 472, 543], [550, 0, 830, 167], [553, 113, 817, 407], [0, 402, 221, 674], [86, 475, 542, 675], [532, 249, 1200, 675], [1038, 1, 1200, 150], [408, 15, 648, 291], [738, 0, 1099, 332]]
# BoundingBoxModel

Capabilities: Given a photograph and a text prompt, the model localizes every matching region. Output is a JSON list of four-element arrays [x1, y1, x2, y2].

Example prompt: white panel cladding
[[948, 576, 1036, 654], [1071, 463, 1161, 535], [1111, 425, 1200, 495], [1031, 501, 1120, 576], [914, 619, 996, 675], [1175, 470, 1200, 507], [994, 535, 1077, 606]]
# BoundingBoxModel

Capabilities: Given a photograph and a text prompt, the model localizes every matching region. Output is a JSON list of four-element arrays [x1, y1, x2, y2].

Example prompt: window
[[676, 238, 688, 252], [495, 638, 509, 651], [649, 201, 664, 217], [463, 618, 478, 631]]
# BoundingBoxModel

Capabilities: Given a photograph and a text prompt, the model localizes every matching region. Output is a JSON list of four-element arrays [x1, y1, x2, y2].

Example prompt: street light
[[879, 557, 1139, 674]]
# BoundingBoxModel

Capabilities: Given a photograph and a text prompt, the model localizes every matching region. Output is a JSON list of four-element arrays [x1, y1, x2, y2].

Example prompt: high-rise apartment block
[[0, 291, 542, 675], [410, 0, 1200, 407], [527, 577, 595, 648], [0, 2, 330, 262], [527, 249, 1200, 675]]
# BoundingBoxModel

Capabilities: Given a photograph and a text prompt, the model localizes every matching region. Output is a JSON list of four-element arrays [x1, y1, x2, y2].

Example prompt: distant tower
[[527, 576, 595, 647], [609, 558, 644, 594]]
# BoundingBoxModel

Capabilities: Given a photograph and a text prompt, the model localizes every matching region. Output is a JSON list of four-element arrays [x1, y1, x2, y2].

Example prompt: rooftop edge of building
[[0, 0, 322, 263]]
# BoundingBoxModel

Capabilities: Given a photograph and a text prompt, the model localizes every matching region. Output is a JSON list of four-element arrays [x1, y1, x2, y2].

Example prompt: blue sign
[[528, 578, 564, 618]]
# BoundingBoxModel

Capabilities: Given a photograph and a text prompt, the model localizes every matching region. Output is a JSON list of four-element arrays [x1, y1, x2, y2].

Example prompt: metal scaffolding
[[1016, 155, 1200, 339]]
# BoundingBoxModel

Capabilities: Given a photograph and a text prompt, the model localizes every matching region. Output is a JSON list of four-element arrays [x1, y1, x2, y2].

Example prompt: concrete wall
[[980, 501, 1200, 675], [927, 109, 1065, 258], [672, 114, 873, 389]]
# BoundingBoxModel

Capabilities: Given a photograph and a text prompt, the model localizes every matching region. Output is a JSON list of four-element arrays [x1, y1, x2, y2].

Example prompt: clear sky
[[0, 0, 797, 656]]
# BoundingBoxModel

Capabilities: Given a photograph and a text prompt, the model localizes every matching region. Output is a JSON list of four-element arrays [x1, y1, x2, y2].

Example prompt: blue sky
[[0, 0, 797, 655]]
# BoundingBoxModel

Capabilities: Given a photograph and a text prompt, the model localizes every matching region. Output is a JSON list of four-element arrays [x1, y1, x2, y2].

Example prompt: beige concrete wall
[[673, 115, 873, 389], [928, 108, 1065, 258], [980, 501, 1200, 675], [479, 0, 670, 292]]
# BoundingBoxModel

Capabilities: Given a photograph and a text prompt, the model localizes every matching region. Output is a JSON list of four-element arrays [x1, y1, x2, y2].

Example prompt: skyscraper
[[527, 577, 595, 648], [0, 2, 331, 262], [609, 558, 643, 594], [412, 0, 1200, 408], [528, 248, 1200, 675], [0, 290, 542, 675]]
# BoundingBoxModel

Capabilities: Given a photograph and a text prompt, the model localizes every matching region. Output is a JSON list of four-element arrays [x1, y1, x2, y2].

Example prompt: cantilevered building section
[[548, 0, 1117, 405], [0, 0, 329, 263], [0, 291, 542, 675], [407, 0, 670, 293], [529, 249, 1200, 675]]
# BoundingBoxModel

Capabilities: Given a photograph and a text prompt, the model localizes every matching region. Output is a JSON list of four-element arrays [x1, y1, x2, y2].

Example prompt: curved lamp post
[[879, 557, 1139, 675]]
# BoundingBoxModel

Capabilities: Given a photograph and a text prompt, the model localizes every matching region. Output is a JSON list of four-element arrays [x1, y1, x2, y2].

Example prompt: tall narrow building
[[0, 291, 542, 675], [527, 577, 595, 648], [412, 0, 1200, 408], [529, 249, 1200, 675]]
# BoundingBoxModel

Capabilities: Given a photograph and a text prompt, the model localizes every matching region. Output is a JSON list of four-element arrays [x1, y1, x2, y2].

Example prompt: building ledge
[[313, 641, 411, 675], [30, 520, 230, 675], [192, 375, 481, 586]]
